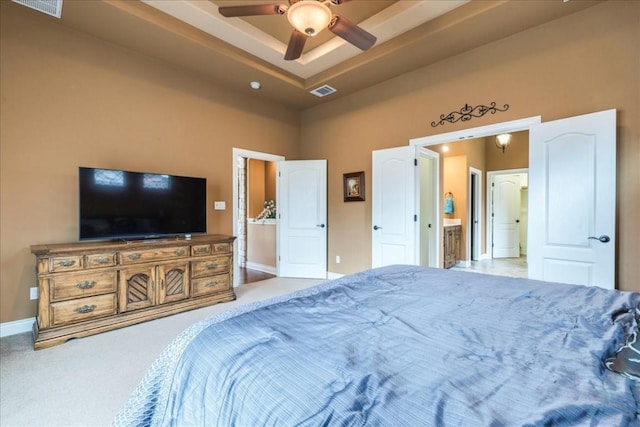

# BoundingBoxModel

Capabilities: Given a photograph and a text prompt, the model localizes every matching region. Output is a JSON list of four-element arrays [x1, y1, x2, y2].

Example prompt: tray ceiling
[[19, 0, 601, 109]]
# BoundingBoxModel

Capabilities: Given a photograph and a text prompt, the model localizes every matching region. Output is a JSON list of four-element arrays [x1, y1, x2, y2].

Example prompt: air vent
[[12, 0, 63, 18], [309, 85, 337, 98]]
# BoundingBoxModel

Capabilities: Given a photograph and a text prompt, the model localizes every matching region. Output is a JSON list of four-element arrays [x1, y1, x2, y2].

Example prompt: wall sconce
[[495, 133, 512, 153]]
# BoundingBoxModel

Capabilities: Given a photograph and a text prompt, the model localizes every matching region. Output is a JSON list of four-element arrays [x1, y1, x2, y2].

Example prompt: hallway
[[451, 257, 527, 278]]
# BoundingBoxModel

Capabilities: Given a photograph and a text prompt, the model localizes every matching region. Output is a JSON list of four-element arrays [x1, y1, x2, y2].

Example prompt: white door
[[277, 160, 327, 279], [419, 150, 439, 267], [372, 146, 416, 267], [529, 109, 616, 289], [492, 174, 521, 258]]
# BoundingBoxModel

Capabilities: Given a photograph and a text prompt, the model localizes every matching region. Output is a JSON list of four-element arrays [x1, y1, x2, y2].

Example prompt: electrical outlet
[[30, 287, 38, 300], [214, 201, 226, 210], [336, 255, 341, 264]]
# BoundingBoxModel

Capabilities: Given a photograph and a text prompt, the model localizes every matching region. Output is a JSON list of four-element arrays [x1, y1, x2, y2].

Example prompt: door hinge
[[414, 214, 418, 222], [414, 158, 418, 166]]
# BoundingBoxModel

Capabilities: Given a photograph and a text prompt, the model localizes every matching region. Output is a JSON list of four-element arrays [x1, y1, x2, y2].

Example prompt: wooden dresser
[[30, 234, 235, 350]]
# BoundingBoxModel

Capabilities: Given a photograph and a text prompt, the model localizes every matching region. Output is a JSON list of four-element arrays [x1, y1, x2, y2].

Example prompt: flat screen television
[[79, 167, 207, 241]]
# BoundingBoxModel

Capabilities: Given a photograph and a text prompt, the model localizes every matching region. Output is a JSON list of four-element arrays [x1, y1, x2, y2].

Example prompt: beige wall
[[247, 222, 276, 268], [1, 1, 639, 325], [248, 160, 266, 219], [0, 4, 300, 323], [300, 1, 640, 292], [248, 160, 277, 218]]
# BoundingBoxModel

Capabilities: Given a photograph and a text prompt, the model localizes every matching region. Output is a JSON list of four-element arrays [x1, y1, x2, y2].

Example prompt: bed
[[112, 265, 639, 426]]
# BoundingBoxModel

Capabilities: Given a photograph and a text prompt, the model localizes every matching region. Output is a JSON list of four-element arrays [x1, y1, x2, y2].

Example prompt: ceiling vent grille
[[309, 85, 337, 98], [12, 0, 63, 18]]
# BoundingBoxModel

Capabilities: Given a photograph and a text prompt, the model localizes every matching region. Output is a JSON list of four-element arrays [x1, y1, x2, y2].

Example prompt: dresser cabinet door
[[157, 262, 190, 304], [119, 266, 156, 312]]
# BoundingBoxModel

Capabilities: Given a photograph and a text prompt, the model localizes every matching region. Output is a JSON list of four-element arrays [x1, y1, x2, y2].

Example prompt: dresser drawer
[[50, 255, 83, 273], [50, 293, 117, 326], [192, 274, 230, 297], [86, 252, 117, 269], [191, 244, 212, 257], [191, 256, 230, 278], [119, 246, 188, 265], [213, 242, 231, 253], [50, 271, 117, 302]]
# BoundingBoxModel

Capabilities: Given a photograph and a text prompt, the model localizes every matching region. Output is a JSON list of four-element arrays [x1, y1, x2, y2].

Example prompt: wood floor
[[238, 267, 276, 285]]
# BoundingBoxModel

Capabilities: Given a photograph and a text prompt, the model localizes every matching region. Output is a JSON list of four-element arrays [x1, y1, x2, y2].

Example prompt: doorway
[[232, 148, 284, 286], [487, 170, 528, 260], [409, 116, 541, 277]]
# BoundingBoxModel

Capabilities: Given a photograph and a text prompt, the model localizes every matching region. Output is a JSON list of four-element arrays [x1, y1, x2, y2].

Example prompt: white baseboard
[[0, 317, 34, 338], [327, 272, 344, 280], [245, 262, 276, 275], [457, 260, 471, 268]]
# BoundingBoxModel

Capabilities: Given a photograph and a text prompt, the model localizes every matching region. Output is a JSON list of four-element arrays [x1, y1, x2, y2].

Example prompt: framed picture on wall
[[343, 171, 365, 202]]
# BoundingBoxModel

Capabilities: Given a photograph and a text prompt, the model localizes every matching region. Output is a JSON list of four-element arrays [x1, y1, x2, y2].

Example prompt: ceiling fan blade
[[219, 4, 285, 18], [328, 14, 376, 51], [284, 29, 307, 60], [329, 0, 352, 5]]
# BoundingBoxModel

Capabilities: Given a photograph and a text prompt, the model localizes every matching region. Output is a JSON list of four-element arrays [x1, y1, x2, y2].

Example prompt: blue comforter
[[113, 265, 640, 426]]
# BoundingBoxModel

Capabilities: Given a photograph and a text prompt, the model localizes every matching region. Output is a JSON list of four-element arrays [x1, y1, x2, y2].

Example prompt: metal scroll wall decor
[[431, 102, 509, 127]]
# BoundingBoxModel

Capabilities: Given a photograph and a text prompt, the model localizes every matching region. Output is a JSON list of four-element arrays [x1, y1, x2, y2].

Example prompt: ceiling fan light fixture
[[287, 0, 332, 37]]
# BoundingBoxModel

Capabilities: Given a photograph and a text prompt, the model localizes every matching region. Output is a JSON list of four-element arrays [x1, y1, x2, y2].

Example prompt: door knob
[[316, 224, 325, 228], [588, 235, 610, 243], [373, 225, 382, 230]]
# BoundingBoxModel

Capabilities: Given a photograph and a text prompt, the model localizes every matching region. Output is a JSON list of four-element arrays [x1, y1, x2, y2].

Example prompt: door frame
[[486, 169, 528, 259], [409, 116, 541, 267], [469, 167, 482, 262], [232, 148, 285, 286], [419, 148, 440, 267]]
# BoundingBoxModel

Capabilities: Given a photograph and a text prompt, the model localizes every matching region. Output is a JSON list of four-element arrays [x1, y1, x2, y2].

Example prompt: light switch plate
[[214, 201, 226, 210]]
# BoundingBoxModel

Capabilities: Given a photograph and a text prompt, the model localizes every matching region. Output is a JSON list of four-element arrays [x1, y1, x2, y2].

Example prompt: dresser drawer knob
[[75, 304, 96, 314], [206, 263, 219, 270], [59, 260, 76, 267], [76, 281, 97, 290], [216, 245, 227, 251], [205, 280, 220, 287], [196, 247, 209, 253], [174, 249, 185, 256], [128, 253, 141, 260], [95, 257, 110, 264]]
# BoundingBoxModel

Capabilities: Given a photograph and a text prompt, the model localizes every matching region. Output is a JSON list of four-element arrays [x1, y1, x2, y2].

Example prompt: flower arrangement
[[256, 199, 276, 221]]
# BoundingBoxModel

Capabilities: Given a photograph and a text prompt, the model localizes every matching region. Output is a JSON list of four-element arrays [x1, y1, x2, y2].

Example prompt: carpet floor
[[0, 277, 323, 426]]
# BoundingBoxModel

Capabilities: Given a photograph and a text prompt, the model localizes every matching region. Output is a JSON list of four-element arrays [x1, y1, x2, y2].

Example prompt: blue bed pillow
[[605, 303, 640, 380]]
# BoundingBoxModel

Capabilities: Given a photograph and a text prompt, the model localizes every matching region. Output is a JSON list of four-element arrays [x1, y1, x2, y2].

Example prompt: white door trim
[[469, 167, 482, 262], [419, 148, 441, 267], [410, 116, 542, 146], [232, 148, 285, 286]]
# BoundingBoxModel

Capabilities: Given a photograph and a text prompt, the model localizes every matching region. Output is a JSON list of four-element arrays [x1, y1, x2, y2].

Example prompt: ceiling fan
[[218, 0, 377, 61]]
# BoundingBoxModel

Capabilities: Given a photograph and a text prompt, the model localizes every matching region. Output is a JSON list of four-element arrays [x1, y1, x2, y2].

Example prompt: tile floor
[[451, 256, 528, 278]]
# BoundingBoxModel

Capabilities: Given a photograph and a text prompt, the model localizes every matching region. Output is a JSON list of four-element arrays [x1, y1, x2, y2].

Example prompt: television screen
[[79, 167, 207, 240]]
